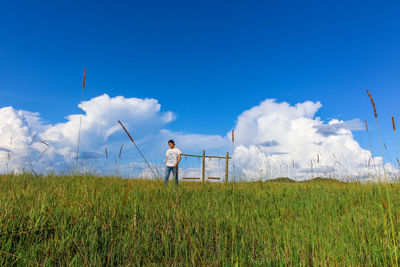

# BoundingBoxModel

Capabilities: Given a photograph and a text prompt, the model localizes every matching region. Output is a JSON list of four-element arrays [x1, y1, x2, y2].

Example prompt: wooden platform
[[182, 177, 201, 180]]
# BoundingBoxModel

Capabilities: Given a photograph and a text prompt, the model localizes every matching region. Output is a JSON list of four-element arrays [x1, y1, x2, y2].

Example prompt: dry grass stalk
[[123, 183, 131, 206], [119, 144, 123, 160], [106, 240, 114, 267], [105, 147, 108, 159], [38, 149, 48, 160], [393, 116, 400, 182], [40, 140, 49, 147], [366, 90, 377, 118], [366, 90, 398, 264], [0, 249, 44, 267], [118, 120, 158, 178], [76, 68, 86, 167], [231, 129, 235, 142], [365, 120, 369, 132]]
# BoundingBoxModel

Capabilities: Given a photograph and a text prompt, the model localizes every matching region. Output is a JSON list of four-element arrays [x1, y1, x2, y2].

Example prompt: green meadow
[[1, 174, 399, 266]]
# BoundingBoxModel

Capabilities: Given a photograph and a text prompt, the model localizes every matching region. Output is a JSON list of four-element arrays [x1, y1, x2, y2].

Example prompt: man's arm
[[176, 153, 181, 166], [166, 156, 168, 165]]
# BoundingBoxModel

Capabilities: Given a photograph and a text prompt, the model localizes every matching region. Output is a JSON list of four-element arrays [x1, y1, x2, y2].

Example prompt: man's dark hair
[[168, 140, 175, 144]]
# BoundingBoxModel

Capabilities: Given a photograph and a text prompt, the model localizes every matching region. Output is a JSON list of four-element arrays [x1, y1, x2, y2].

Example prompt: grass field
[[1, 174, 399, 266]]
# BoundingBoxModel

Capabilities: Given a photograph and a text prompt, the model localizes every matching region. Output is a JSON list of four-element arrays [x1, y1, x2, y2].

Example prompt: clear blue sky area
[[1, 0, 400, 155]]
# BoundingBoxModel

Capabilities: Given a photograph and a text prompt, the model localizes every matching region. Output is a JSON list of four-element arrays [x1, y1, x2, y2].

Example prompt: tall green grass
[[1, 174, 399, 266]]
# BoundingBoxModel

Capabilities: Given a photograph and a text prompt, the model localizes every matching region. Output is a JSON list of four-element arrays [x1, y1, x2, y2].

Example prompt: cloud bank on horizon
[[0, 94, 392, 181]]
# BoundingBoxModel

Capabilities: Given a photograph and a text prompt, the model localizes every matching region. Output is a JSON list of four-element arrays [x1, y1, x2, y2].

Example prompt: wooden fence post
[[202, 150, 205, 183], [225, 152, 229, 183]]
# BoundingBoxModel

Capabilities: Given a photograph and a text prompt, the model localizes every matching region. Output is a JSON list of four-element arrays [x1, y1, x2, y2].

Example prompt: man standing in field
[[165, 140, 182, 186]]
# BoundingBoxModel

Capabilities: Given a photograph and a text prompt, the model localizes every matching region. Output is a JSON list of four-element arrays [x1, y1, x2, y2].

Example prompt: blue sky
[[1, 0, 400, 174]]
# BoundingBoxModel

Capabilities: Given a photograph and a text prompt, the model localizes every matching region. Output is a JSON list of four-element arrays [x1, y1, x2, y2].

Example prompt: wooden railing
[[181, 150, 231, 182]]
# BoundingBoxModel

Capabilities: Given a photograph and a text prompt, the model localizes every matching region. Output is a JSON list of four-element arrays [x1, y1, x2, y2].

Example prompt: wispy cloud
[[314, 119, 364, 137]]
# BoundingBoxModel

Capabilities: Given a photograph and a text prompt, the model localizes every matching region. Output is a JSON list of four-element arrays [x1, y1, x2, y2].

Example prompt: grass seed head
[[82, 68, 86, 89], [392, 116, 396, 132], [366, 90, 377, 118], [382, 196, 388, 210]]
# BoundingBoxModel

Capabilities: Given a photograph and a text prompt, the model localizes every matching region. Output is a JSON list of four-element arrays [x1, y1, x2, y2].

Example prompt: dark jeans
[[164, 166, 178, 185]]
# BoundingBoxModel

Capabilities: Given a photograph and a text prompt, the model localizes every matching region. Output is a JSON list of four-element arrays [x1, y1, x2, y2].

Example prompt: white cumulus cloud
[[0, 95, 392, 181], [230, 99, 382, 181], [0, 107, 45, 172]]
